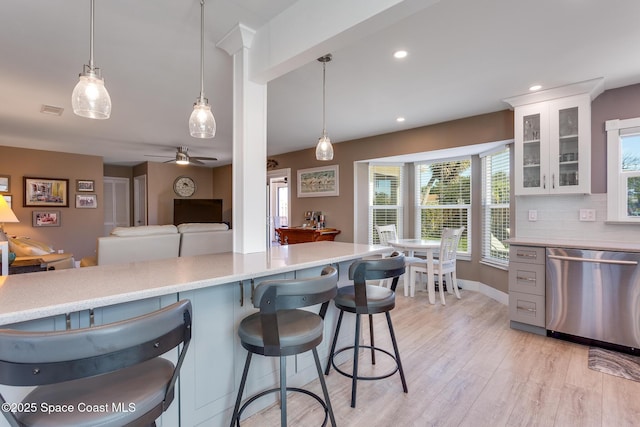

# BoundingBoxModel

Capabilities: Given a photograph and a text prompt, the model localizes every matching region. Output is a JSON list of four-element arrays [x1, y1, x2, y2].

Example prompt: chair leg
[[325, 310, 344, 375], [351, 313, 361, 408], [438, 273, 446, 305], [280, 356, 287, 427], [230, 352, 252, 427], [313, 348, 337, 426], [369, 314, 376, 365], [385, 312, 408, 393], [451, 270, 461, 299]]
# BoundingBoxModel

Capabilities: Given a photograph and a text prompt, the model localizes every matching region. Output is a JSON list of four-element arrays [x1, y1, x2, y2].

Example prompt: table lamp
[[0, 195, 19, 242]]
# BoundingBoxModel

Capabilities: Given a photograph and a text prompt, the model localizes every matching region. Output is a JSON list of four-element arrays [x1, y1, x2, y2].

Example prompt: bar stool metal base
[[233, 386, 331, 427], [329, 344, 400, 382]]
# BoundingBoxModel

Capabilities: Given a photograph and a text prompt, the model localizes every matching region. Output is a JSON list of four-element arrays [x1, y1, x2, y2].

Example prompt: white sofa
[[81, 223, 233, 267], [177, 223, 233, 257]]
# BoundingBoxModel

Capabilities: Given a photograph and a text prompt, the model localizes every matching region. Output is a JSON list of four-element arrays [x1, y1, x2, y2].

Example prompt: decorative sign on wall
[[297, 165, 339, 198]]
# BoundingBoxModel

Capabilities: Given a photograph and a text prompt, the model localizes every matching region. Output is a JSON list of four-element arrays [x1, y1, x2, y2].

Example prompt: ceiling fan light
[[176, 151, 190, 165], [72, 69, 111, 119], [189, 98, 216, 138], [315, 134, 333, 161]]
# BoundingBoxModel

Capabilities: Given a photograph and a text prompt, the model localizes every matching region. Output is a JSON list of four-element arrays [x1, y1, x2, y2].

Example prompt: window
[[606, 118, 640, 222], [369, 164, 404, 244], [415, 159, 471, 254], [481, 147, 510, 264]]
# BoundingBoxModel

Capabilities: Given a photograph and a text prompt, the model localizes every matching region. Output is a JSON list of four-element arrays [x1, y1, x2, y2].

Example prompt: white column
[[0, 241, 8, 276], [218, 25, 267, 254]]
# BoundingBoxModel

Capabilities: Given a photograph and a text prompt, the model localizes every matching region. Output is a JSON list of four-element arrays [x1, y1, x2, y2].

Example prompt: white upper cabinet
[[504, 78, 604, 196]]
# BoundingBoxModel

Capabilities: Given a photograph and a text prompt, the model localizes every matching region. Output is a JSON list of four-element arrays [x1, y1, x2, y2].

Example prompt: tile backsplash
[[515, 193, 640, 243]]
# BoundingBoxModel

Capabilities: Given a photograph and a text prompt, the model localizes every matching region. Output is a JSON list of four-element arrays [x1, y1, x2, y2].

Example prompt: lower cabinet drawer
[[508, 262, 545, 296], [509, 291, 545, 327]]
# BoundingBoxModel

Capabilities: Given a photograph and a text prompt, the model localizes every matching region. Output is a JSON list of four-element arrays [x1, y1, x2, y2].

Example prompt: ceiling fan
[[145, 146, 217, 166]]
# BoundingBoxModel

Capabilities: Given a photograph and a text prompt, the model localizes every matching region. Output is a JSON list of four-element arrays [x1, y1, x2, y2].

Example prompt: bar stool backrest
[[0, 299, 192, 388], [348, 253, 405, 311], [253, 266, 338, 355]]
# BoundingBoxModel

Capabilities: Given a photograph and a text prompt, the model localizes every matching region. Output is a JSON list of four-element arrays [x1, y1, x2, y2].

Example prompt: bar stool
[[230, 266, 338, 427], [0, 300, 192, 427], [324, 253, 407, 408]]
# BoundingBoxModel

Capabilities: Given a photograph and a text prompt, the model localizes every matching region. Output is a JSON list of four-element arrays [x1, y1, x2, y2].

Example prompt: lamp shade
[[72, 71, 112, 119], [189, 98, 216, 138], [315, 135, 334, 161], [0, 196, 18, 224]]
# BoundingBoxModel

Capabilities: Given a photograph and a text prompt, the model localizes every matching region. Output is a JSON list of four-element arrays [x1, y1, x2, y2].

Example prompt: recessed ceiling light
[[393, 50, 408, 59], [396, 117, 406, 122], [529, 84, 542, 91]]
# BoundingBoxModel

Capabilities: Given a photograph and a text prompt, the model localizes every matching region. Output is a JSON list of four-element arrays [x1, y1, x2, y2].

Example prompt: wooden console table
[[275, 227, 341, 245]]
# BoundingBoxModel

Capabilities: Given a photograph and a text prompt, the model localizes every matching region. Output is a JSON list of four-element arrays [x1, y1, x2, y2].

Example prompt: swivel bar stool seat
[[0, 300, 192, 427], [325, 253, 408, 408], [230, 266, 338, 427]]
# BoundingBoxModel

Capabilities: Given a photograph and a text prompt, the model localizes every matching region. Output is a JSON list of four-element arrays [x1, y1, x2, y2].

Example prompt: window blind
[[415, 159, 471, 253], [481, 147, 510, 264], [369, 164, 404, 244]]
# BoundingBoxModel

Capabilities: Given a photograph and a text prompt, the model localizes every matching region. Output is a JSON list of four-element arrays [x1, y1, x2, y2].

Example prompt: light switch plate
[[528, 210, 537, 221], [579, 209, 596, 222]]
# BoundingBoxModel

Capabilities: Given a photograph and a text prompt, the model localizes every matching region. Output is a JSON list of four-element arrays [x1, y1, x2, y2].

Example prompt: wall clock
[[173, 176, 196, 197]]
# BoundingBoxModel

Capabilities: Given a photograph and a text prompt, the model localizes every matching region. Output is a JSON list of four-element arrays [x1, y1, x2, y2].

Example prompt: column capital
[[217, 23, 256, 56]]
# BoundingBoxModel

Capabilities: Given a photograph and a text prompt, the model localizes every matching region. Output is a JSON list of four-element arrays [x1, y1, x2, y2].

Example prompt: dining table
[[387, 238, 441, 304]]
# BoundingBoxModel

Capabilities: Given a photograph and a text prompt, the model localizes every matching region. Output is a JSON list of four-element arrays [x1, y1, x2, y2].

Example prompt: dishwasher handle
[[548, 254, 638, 266]]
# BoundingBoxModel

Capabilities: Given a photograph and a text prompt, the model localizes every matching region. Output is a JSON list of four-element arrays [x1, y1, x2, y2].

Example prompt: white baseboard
[[458, 279, 508, 305], [398, 276, 508, 305]]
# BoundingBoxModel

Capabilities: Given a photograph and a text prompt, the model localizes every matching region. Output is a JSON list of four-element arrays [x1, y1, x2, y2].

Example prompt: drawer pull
[[516, 276, 536, 282], [517, 253, 537, 259], [516, 306, 536, 313]]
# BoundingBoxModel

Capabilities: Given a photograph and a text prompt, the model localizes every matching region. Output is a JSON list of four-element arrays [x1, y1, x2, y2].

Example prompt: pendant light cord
[[322, 60, 327, 137], [89, 0, 95, 70], [199, 0, 205, 101]]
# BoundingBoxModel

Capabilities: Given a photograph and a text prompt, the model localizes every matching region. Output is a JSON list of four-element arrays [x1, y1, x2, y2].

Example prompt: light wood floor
[[240, 289, 640, 427]]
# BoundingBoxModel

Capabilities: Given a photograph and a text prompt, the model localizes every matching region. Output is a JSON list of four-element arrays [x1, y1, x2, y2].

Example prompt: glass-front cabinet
[[514, 93, 591, 195]]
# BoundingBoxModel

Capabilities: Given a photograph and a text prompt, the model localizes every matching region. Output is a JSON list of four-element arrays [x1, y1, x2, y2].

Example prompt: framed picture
[[297, 165, 339, 198], [2, 195, 11, 208], [24, 177, 69, 207], [76, 194, 97, 208], [76, 179, 95, 192], [0, 175, 9, 193], [32, 210, 61, 227]]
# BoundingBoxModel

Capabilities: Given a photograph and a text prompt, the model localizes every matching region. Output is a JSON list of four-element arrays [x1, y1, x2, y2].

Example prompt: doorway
[[267, 168, 291, 246]]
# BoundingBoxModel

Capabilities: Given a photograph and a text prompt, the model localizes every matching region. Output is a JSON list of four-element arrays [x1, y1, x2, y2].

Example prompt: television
[[173, 198, 223, 225]]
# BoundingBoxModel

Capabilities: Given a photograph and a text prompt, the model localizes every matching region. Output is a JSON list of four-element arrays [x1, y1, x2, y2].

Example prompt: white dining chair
[[408, 226, 464, 304], [374, 224, 423, 290]]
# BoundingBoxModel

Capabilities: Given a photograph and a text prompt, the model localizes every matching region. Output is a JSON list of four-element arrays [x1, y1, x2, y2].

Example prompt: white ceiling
[[1, 0, 640, 167]]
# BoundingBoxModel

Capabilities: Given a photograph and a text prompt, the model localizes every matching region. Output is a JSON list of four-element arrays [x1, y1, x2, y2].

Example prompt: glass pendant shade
[[316, 134, 334, 161], [315, 54, 333, 161], [72, 68, 111, 119], [189, 98, 216, 138], [190, 0, 216, 139]]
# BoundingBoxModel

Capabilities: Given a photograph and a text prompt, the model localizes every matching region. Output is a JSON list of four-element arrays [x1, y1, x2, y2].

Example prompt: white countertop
[[507, 237, 640, 252], [0, 241, 387, 326]]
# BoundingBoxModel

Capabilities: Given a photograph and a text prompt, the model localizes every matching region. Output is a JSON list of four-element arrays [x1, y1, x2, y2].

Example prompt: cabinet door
[[514, 103, 550, 195], [548, 94, 591, 194]]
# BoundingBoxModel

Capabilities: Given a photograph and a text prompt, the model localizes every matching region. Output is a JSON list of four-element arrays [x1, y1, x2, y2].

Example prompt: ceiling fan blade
[[163, 159, 176, 164], [189, 158, 205, 165], [192, 156, 218, 161]]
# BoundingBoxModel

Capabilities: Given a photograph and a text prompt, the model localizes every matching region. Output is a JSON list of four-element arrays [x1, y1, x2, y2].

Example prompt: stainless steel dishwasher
[[546, 247, 640, 352]]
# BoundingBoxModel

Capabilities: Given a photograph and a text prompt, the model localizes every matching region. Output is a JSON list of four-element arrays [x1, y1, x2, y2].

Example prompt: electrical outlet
[[579, 209, 596, 222], [528, 210, 537, 221]]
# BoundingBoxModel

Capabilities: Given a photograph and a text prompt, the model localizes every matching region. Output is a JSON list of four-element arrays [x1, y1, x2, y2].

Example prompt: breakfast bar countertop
[[0, 241, 387, 326], [506, 237, 640, 253]]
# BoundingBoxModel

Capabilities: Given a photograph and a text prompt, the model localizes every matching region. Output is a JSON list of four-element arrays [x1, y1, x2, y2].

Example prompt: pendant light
[[315, 54, 334, 161], [189, 0, 216, 139], [72, 0, 112, 120]]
